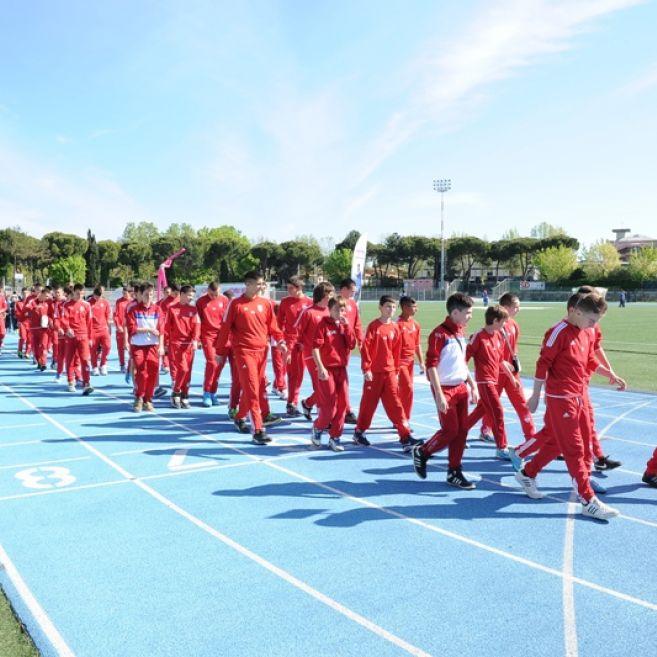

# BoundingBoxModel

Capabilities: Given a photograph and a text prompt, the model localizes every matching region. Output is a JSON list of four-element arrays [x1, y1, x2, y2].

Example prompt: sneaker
[[181, 398, 191, 409], [581, 496, 619, 520], [479, 431, 495, 443], [642, 471, 657, 488], [286, 404, 302, 418], [400, 436, 424, 453], [53, 375, 62, 384], [100, 365, 108, 376], [344, 411, 358, 425], [252, 430, 269, 445], [202, 392, 213, 408], [92, 367, 100, 376], [17, 350, 22, 359], [594, 455, 622, 471], [153, 386, 168, 399], [124, 370, 132, 384], [161, 366, 169, 374], [39, 364, 47, 371], [276, 387, 287, 400], [301, 399, 313, 421], [495, 447, 511, 461], [133, 398, 143, 413], [50, 361, 56, 370], [211, 394, 221, 406], [82, 385, 94, 396], [352, 430, 370, 447], [514, 469, 544, 499], [589, 478, 607, 495], [227, 407, 237, 420], [67, 382, 76, 392], [171, 394, 182, 409], [234, 418, 250, 434], [120, 365, 126, 374], [143, 401, 154, 412], [311, 427, 323, 447], [447, 468, 476, 490], [508, 447, 524, 473], [328, 437, 345, 452], [263, 413, 282, 427], [412, 445, 428, 480]]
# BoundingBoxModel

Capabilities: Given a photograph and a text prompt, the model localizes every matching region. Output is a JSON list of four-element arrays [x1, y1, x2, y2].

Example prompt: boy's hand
[[608, 372, 627, 390], [470, 386, 479, 405], [318, 367, 328, 381], [216, 355, 226, 367], [158, 346, 165, 357], [363, 370, 373, 382], [527, 392, 541, 413], [436, 395, 448, 414], [418, 364, 425, 375]]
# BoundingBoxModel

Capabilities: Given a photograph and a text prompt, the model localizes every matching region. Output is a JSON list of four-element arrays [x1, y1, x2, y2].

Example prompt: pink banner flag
[[156, 248, 186, 301]]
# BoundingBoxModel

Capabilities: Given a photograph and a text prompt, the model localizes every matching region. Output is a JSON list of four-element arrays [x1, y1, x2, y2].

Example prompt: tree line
[[1, 221, 655, 289]]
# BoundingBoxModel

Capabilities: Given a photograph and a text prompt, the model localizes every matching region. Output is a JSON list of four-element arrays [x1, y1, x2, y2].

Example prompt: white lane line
[[0, 479, 130, 503], [0, 543, 77, 657], [1, 384, 432, 657], [562, 492, 579, 657], [2, 422, 47, 430], [0, 456, 91, 471], [0, 439, 48, 449]]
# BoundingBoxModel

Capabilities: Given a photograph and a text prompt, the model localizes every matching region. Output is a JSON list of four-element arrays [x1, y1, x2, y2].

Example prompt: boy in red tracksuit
[[16, 289, 29, 358], [28, 288, 51, 370], [644, 448, 657, 488], [270, 301, 287, 398], [479, 293, 535, 443], [294, 282, 334, 421], [515, 293, 625, 520], [222, 290, 242, 419], [0, 289, 7, 354], [215, 271, 287, 444], [49, 285, 67, 382], [62, 284, 94, 395], [411, 293, 479, 489], [89, 286, 112, 375], [159, 284, 179, 377], [396, 296, 424, 422], [114, 286, 132, 373], [310, 297, 356, 452], [278, 276, 312, 415], [126, 283, 164, 412], [196, 281, 229, 408], [353, 295, 420, 451], [166, 285, 201, 409], [465, 305, 519, 459], [339, 278, 364, 424]]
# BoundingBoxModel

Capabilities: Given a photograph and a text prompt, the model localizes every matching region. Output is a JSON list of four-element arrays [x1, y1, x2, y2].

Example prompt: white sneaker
[[278, 388, 288, 401], [581, 496, 619, 520], [328, 437, 345, 452], [53, 375, 61, 384], [67, 382, 76, 392], [100, 365, 108, 376], [514, 470, 544, 499], [92, 367, 100, 376]]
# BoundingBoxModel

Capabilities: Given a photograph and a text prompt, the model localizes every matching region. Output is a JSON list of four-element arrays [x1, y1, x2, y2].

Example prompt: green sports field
[[359, 301, 657, 394]]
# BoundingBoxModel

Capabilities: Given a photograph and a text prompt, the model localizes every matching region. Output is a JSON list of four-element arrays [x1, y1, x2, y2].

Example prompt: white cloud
[[617, 61, 657, 96]]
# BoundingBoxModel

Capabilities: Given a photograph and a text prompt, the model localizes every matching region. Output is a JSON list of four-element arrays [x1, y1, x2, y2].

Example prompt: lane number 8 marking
[[15, 466, 76, 490]]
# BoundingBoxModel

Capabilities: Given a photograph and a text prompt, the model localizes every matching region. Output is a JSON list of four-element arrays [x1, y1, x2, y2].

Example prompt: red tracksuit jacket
[[89, 296, 111, 336], [196, 294, 229, 339], [166, 302, 201, 345], [278, 295, 312, 349], [397, 316, 421, 367], [313, 317, 356, 368], [360, 319, 401, 373], [294, 304, 329, 360], [466, 329, 505, 384], [343, 298, 364, 344], [62, 300, 93, 337]]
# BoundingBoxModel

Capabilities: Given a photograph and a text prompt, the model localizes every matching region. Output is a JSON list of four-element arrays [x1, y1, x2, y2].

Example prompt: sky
[[1, 0, 656, 249]]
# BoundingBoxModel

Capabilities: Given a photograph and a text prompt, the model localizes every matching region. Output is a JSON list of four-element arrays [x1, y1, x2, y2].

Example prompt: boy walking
[[89, 286, 112, 375], [114, 286, 132, 373], [339, 278, 364, 424], [411, 293, 479, 489], [396, 296, 424, 421], [62, 284, 94, 395]]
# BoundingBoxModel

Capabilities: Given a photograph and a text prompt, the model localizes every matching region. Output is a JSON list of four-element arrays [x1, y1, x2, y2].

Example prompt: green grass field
[[0, 592, 38, 657], [359, 301, 657, 393]]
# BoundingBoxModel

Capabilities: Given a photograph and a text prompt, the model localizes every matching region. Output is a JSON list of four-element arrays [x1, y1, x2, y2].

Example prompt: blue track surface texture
[[1, 333, 656, 657]]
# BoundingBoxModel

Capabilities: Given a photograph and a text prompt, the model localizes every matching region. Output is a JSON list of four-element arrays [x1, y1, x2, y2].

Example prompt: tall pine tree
[[85, 229, 100, 286]]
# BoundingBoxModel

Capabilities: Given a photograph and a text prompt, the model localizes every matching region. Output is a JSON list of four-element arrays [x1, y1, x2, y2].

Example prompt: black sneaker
[[642, 471, 657, 488], [344, 411, 358, 424], [556, 455, 565, 461], [301, 399, 313, 421], [153, 386, 168, 399], [234, 418, 250, 434], [594, 455, 622, 471], [412, 445, 428, 479], [286, 404, 302, 417], [446, 468, 476, 490], [263, 413, 282, 427], [252, 430, 270, 445], [352, 430, 370, 446], [82, 385, 94, 396], [400, 436, 424, 453]]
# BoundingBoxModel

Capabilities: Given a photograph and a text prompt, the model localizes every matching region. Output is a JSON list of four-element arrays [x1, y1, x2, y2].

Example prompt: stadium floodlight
[[433, 179, 451, 299]]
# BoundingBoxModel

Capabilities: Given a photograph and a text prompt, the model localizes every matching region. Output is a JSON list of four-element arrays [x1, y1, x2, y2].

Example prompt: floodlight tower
[[433, 178, 451, 299]]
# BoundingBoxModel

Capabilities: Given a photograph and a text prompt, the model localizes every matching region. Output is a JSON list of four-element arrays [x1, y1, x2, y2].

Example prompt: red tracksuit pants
[[235, 347, 270, 432], [170, 342, 195, 396], [19, 322, 30, 354], [355, 370, 411, 441], [115, 329, 127, 367], [132, 345, 160, 401], [0, 320, 5, 347], [228, 352, 241, 408], [482, 373, 535, 439], [302, 357, 321, 408], [523, 395, 594, 502], [91, 331, 111, 368], [202, 334, 225, 394], [314, 366, 349, 438], [65, 336, 91, 385], [58, 336, 78, 377], [646, 447, 657, 475], [422, 382, 469, 468], [271, 345, 286, 392], [32, 328, 49, 367], [467, 382, 508, 449], [398, 361, 415, 421], [286, 346, 305, 405]]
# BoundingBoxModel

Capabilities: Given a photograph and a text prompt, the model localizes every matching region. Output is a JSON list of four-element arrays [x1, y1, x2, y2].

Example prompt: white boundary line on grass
[[0, 542, 76, 657]]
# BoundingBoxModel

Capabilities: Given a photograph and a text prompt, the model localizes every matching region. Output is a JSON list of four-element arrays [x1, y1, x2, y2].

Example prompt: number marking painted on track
[[15, 466, 76, 490]]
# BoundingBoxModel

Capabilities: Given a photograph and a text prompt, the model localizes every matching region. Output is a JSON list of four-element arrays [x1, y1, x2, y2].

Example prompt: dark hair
[[328, 297, 347, 310], [313, 281, 334, 303], [73, 283, 84, 292], [340, 278, 356, 290], [287, 276, 303, 288], [577, 285, 595, 294], [399, 295, 416, 308], [446, 292, 473, 313], [93, 285, 103, 296], [576, 293, 607, 315], [142, 283, 155, 293], [169, 283, 180, 293], [485, 304, 509, 325], [180, 284, 193, 294], [224, 289, 234, 299], [567, 292, 584, 310], [63, 286, 72, 295], [244, 270, 263, 283], [208, 281, 220, 292], [43, 286, 52, 293], [52, 284, 62, 291], [379, 295, 396, 306], [498, 292, 519, 308]]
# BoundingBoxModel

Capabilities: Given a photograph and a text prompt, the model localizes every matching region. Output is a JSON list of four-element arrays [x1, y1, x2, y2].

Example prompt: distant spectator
[[619, 290, 626, 308], [482, 289, 489, 307]]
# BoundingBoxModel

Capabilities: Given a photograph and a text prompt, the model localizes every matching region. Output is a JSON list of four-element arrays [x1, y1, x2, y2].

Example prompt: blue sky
[[1, 0, 656, 248]]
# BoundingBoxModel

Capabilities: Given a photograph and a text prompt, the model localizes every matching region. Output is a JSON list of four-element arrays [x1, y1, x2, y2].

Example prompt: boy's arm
[[427, 366, 448, 413], [312, 347, 328, 380], [528, 327, 561, 412], [360, 324, 373, 380]]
